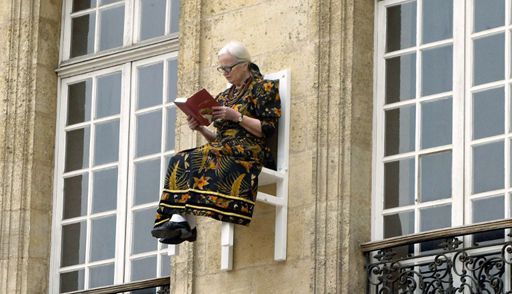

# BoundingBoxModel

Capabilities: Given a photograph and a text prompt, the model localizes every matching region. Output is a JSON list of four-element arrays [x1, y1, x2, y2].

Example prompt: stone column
[[0, 0, 62, 293]]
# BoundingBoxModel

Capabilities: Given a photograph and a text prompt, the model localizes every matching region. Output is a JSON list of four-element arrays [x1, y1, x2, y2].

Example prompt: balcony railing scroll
[[66, 277, 170, 294], [361, 219, 512, 293]]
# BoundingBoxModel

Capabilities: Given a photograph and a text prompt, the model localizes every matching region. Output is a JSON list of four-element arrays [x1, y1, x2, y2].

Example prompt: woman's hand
[[212, 106, 240, 122], [187, 115, 201, 130]]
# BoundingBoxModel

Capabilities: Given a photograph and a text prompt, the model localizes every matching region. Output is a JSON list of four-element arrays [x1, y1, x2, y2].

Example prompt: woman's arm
[[211, 106, 264, 138], [187, 115, 216, 142]]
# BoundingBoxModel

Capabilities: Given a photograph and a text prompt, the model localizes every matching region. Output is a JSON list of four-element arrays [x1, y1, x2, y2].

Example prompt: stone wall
[[0, 0, 61, 293], [172, 0, 374, 293]]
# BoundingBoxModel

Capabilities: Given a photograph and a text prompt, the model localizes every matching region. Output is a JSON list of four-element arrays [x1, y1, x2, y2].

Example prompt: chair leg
[[221, 222, 234, 270]]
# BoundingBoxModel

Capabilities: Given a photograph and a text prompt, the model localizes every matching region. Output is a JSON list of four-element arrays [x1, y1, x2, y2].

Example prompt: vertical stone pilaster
[[0, 0, 61, 293]]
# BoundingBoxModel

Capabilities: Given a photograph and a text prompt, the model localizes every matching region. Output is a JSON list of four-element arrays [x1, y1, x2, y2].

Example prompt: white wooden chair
[[169, 70, 291, 272]]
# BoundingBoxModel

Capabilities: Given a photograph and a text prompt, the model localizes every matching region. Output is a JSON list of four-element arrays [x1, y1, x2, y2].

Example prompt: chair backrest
[[263, 70, 290, 173]]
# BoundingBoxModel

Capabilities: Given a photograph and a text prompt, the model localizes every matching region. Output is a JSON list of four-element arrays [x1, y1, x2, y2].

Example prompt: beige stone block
[[252, 259, 313, 294], [28, 209, 51, 259], [201, 0, 263, 17], [39, 0, 63, 22], [34, 64, 58, 115], [25, 257, 49, 294], [289, 98, 316, 153], [30, 160, 54, 211], [287, 150, 314, 208], [36, 17, 61, 67]]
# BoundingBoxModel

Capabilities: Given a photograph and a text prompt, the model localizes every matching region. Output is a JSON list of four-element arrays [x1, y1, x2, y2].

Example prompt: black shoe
[[151, 221, 190, 239], [159, 227, 197, 244]]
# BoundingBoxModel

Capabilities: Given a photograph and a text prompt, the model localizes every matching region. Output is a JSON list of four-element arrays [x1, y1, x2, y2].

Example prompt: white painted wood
[[220, 223, 234, 271]]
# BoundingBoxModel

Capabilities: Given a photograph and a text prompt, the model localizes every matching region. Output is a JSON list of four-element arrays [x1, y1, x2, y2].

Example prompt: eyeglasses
[[216, 61, 246, 74]]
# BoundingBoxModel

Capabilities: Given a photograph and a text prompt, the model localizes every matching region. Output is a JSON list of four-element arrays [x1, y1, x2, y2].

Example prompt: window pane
[[63, 174, 89, 219], [422, 0, 453, 44], [92, 168, 117, 213], [90, 216, 116, 262], [160, 254, 170, 276], [384, 158, 415, 209], [140, 0, 166, 41], [132, 208, 158, 254], [420, 205, 451, 232], [131, 256, 157, 281], [60, 270, 85, 293], [96, 72, 122, 119], [166, 107, 176, 151], [170, 0, 180, 34], [72, 0, 96, 12], [474, 34, 505, 86], [473, 141, 504, 193], [473, 87, 504, 140], [137, 63, 164, 110], [100, 0, 122, 5], [421, 45, 452, 96], [474, 0, 505, 33], [61, 222, 87, 267], [67, 79, 92, 125], [94, 120, 120, 165], [65, 127, 90, 172], [99, 6, 124, 51], [385, 105, 416, 156], [89, 263, 114, 288], [385, 53, 416, 104], [134, 159, 161, 206], [136, 111, 162, 157], [386, 2, 416, 52], [71, 13, 96, 58], [420, 151, 452, 202], [167, 59, 178, 103], [421, 98, 452, 149], [384, 211, 414, 238], [473, 196, 505, 243]]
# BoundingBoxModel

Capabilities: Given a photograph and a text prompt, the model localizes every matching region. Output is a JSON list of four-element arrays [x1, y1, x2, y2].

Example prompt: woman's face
[[218, 53, 249, 86]]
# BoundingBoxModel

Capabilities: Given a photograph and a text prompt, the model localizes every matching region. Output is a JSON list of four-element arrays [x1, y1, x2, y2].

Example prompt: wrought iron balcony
[[361, 219, 512, 293], [66, 277, 170, 294]]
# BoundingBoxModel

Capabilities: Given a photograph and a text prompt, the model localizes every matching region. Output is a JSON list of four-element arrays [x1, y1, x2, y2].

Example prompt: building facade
[[1, 0, 509, 293]]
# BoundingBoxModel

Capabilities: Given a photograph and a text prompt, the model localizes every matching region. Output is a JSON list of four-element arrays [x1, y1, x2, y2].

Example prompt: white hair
[[218, 41, 251, 62]]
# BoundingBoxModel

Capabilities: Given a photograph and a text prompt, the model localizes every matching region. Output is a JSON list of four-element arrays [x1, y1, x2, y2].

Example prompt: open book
[[174, 88, 220, 126]]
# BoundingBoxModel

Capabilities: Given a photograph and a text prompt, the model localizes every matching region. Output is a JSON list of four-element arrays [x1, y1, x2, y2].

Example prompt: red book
[[174, 88, 220, 126]]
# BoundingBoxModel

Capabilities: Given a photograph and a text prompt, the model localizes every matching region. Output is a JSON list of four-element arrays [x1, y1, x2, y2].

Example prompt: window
[[62, 0, 180, 60], [50, 1, 180, 293], [373, 0, 511, 243]]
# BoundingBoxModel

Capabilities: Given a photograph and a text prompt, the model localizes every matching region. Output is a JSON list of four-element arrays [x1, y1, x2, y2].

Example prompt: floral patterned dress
[[154, 70, 281, 226]]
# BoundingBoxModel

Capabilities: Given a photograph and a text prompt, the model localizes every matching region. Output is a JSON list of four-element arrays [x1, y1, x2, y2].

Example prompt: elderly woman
[[151, 41, 281, 244]]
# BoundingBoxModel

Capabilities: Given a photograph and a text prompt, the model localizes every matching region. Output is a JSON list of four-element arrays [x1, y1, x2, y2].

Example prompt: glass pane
[[140, 0, 166, 41], [89, 263, 114, 288], [92, 168, 117, 213], [386, 1, 416, 52], [131, 256, 157, 281], [137, 63, 164, 109], [170, 0, 180, 34], [421, 98, 452, 149], [420, 151, 452, 202], [94, 120, 119, 165], [63, 174, 89, 219], [385, 53, 416, 104], [421, 45, 453, 96], [100, 0, 122, 5], [384, 158, 415, 209], [96, 72, 122, 119], [166, 107, 176, 151], [71, 13, 96, 58], [473, 141, 504, 193], [61, 222, 87, 267], [385, 105, 416, 156], [160, 254, 170, 276], [132, 208, 158, 254], [420, 205, 451, 232], [167, 59, 178, 102], [60, 270, 85, 293], [422, 0, 453, 44], [474, 0, 505, 33], [67, 79, 92, 125], [474, 34, 505, 86], [72, 0, 96, 12], [136, 111, 162, 157], [384, 211, 414, 238], [473, 87, 504, 140], [65, 127, 90, 172], [134, 159, 161, 206], [90, 216, 116, 262], [473, 196, 505, 243], [99, 6, 124, 51]]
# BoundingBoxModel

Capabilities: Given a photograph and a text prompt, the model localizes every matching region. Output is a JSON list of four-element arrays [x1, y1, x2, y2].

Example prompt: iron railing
[[66, 277, 170, 294], [361, 219, 512, 293]]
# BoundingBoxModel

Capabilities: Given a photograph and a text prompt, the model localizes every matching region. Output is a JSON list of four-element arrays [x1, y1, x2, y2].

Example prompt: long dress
[[154, 70, 281, 226]]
